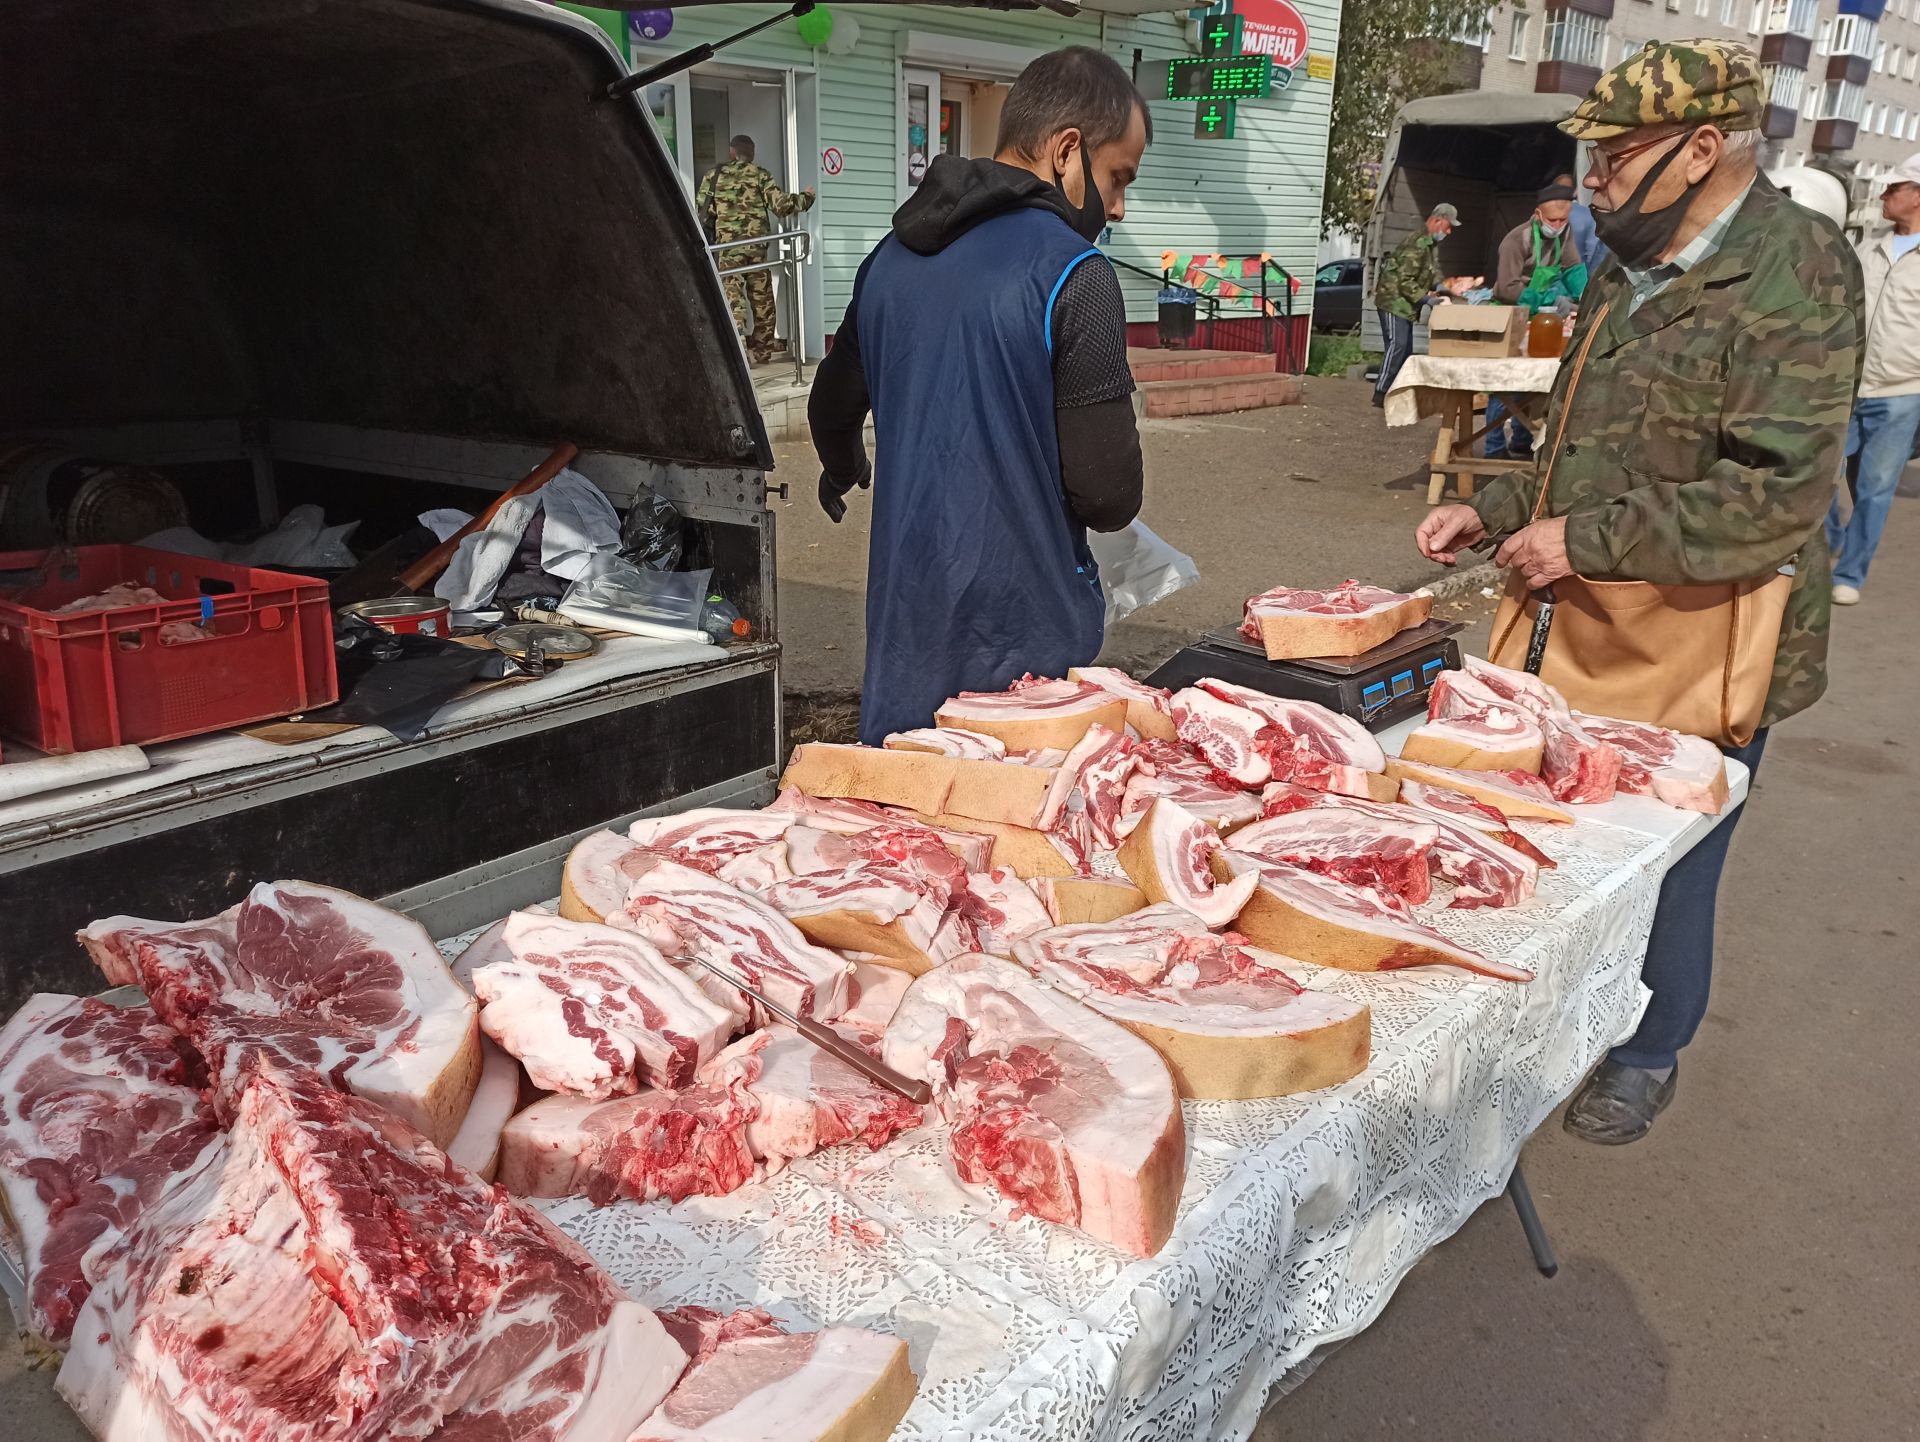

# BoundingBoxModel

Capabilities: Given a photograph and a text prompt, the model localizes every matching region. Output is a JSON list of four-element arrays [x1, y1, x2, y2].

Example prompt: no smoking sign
[[821, 146, 845, 177]]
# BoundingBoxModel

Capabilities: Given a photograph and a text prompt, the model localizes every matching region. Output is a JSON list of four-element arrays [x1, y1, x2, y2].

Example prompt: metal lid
[[488, 622, 599, 662], [340, 596, 451, 621]]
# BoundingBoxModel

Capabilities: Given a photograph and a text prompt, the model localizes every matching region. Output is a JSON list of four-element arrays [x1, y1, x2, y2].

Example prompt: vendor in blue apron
[[1485, 183, 1591, 461], [806, 46, 1151, 744]]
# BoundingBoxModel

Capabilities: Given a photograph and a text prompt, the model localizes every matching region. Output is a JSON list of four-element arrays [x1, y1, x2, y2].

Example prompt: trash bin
[[1157, 285, 1198, 346]]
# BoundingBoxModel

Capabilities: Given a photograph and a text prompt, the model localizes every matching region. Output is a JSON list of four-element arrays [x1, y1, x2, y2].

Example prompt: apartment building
[[1458, 0, 1920, 223]]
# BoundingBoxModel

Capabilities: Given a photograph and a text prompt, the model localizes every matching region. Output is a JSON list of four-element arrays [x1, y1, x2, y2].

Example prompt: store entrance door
[[901, 69, 1012, 199]]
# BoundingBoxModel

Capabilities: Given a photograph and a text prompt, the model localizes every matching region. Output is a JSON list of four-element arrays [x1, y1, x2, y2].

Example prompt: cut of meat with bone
[[1229, 809, 1437, 905], [1400, 709, 1546, 773], [1120, 741, 1264, 833], [1034, 876, 1149, 926], [883, 727, 1007, 759], [445, 921, 529, 1182], [1195, 678, 1389, 782], [954, 866, 1056, 956], [497, 1083, 760, 1204], [472, 913, 737, 1099], [1012, 906, 1370, 1099], [699, 1026, 923, 1171], [78, 882, 480, 1149], [623, 861, 851, 1024], [882, 953, 1185, 1257], [1396, 780, 1558, 870], [1116, 798, 1261, 928], [0, 994, 222, 1348], [1571, 713, 1729, 814], [1239, 580, 1432, 660], [562, 829, 660, 927], [636, 1308, 918, 1442], [1534, 709, 1621, 804], [764, 788, 995, 871], [1214, 852, 1531, 980], [1451, 657, 1571, 717], [935, 679, 1127, 752], [628, 810, 796, 869], [761, 866, 952, 976], [1170, 687, 1273, 787], [58, 1069, 687, 1442], [903, 811, 1081, 879], [1176, 684, 1395, 800], [1068, 666, 1178, 742], [1384, 759, 1573, 822], [1428, 664, 1618, 803]]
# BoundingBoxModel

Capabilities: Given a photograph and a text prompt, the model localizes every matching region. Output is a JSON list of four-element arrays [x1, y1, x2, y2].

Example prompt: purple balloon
[[630, 8, 673, 42]]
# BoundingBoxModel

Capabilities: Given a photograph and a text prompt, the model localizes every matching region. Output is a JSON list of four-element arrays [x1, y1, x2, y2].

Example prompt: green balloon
[[795, 7, 833, 46]]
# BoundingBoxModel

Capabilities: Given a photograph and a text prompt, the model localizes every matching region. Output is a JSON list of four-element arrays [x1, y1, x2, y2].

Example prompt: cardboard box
[[1428, 304, 1526, 358]]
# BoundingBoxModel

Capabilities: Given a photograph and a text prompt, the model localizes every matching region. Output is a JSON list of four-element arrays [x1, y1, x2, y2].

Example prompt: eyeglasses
[[1589, 130, 1689, 186]]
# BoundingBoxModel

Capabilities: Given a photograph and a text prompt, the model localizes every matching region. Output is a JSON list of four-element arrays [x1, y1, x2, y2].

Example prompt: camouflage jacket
[[1374, 231, 1441, 320], [696, 159, 815, 256], [1467, 177, 1863, 729]]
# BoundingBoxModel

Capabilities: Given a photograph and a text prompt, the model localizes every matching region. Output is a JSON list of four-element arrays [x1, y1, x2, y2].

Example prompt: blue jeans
[[1375, 310, 1414, 397], [1825, 392, 1920, 589], [1484, 396, 1534, 459], [1611, 730, 1768, 1072]]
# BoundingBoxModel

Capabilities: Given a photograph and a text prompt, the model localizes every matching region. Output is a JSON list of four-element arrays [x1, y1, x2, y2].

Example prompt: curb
[[1404, 560, 1502, 603]]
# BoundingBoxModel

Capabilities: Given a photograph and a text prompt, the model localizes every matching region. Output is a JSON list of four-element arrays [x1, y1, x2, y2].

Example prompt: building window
[[1826, 15, 1876, 60], [1543, 9, 1609, 68], [1719, 0, 1737, 26], [1896, 107, 1908, 138], [1764, 63, 1807, 111], [1911, 110, 1920, 140], [1765, 0, 1817, 36], [1817, 77, 1867, 122], [1449, 9, 1495, 49], [1696, 0, 1712, 16], [1876, 40, 1889, 74], [1509, 12, 1532, 60], [1620, 34, 1643, 63], [1893, 45, 1905, 77], [1908, 52, 1919, 81]]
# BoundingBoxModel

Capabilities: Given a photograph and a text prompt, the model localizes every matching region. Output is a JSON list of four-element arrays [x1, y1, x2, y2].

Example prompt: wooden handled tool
[[394, 442, 578, 594], [685, 955, 933, 1106]]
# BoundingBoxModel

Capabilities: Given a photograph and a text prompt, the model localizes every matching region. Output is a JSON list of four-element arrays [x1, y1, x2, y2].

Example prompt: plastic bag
[[1087, 521, 1199, 626], [558, 555, 713, 644], [620, 488, 685, 571], [141, 504, 360, 570]]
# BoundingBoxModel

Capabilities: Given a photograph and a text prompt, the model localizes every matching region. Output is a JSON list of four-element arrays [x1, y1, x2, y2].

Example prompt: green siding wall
[[632, 2, 1343, 327]]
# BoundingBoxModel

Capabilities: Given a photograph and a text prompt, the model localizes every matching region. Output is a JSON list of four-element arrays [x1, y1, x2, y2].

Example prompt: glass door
[[902, 66, 939, 199]]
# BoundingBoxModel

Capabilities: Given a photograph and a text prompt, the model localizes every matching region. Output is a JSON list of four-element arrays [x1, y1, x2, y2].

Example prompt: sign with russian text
[[1232, 0, 1311, 69]]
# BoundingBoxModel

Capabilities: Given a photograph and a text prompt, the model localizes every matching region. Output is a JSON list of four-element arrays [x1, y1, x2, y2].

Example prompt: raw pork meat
[[1216, 851, 1531, 980], [1033, 876, 1149, 925], [472, 913, 736, 1098], [764, 787, 995, 871], [1228, 809, 1438, 905], [444, 922, 530, 1182], [1196, 678, 1389, 796], [1396, 780, 1559, 870], [1384, 757, 1574, 822], [953, 866, 1056, 955], [637, 1307, 917, 1442], [78, 882, 480, 1148], [1400, 707, 1546, 773], [1120, 739, 1264, 832], [1571, 711, 1729, 814], [761, 865, 953, 975], [497, 1081, 760, 1204], [1067, 665, 1178, 741], [1239, 580, 1431, 660], [56, 584, 211, 644], [882, 953, 1186, 1257], [1430, 661, 1621, 804], [782, 822, 967, 907], [1115, 798, 1261, 928], [58, 1069, 686, 1442], [1012, 905, 1370, 1099], [1170, 685, 1272, 787], [627, 809, 796, 868], [935, 678, 1127, 752], [0, 995, 221, 1347], [837, 962, 915, 1034], [622, 860, 852, 1023], [562, 828, 664, 924], [883, 727, 1007, 759], [699, 1026, 923, 1171], [1036, 723, 1143, 862]]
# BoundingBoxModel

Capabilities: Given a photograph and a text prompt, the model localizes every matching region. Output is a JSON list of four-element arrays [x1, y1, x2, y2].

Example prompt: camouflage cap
[[1430, 202, 1461, 224], [1560, 39, 1763, 140]]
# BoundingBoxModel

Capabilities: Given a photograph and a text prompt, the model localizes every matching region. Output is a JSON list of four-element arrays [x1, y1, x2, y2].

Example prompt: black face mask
[[1592, 132, 1708, 268], [1057, 144, 1107, 244]]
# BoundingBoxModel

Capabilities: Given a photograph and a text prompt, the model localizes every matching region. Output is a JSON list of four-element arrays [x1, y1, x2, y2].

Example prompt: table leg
[[1427, 411, 1454, 506], [1507, 1157, 1559, 1278]]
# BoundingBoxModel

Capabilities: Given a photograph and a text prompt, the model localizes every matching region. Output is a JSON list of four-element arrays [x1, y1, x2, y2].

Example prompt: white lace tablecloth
[[446, 810, 1673, 1442], [1384, 354, 1563, 428]]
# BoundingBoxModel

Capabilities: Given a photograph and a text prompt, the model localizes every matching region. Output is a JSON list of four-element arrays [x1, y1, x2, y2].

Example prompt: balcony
[[1542, 0, 1617, 15], [1814, 118, 1859, 150], [1761, 103, 1801, 138], [1761, 32, 1813, 68], [1537, 61, 1605, 95], [1828, 53, 1872, 83]]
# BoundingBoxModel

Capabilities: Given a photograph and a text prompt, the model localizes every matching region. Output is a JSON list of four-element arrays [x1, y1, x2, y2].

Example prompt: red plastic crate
[[0, 545, 338, 754]]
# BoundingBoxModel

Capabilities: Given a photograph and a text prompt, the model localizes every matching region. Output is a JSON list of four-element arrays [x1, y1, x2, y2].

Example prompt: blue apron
[[853, 208, 1108, 744]]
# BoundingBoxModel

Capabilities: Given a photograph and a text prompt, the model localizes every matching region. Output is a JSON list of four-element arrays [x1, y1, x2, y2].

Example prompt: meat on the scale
[[1239, 580, 1432, 660], [882, 952, 1186, 1258], [882, 726, 1007, 759], [1399, 706, 1546, 774], [1571, 712, 1729, 814], [0, 994, 222, 1348], [699, 1026, 923, 1173], [1215, 851, 1532, 981], [934, 677, 1128, 753], [1067, 665, 1178, 741], [77, 881, 481, 1149], [1228, 808, 1439, 905], [497, 1081, 760, 1205], [1115, 798, 1261, 928], [58, 1068, 688, 1442], [1012, 905, 1371, 1099], [471, 913, 737, 1099], [622, 860, 852, 1024], [637, 1306, 917, 1442]]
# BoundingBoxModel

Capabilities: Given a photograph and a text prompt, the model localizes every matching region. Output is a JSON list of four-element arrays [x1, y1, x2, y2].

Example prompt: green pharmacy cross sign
[[1195, 100, 1236, 139], [1174, 8, 1271, 141]]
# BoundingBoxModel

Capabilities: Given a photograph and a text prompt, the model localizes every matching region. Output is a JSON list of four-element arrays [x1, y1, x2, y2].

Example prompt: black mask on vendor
[[1592, 130, 1709, 269], [1057, 142, 1107, 244]]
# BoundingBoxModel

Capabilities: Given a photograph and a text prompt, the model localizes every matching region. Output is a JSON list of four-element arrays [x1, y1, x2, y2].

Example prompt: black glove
[[817, 459, 871, 524]]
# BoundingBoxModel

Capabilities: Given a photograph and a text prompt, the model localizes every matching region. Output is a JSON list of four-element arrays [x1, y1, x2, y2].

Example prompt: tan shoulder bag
[[1487, 300, 1790, 746]]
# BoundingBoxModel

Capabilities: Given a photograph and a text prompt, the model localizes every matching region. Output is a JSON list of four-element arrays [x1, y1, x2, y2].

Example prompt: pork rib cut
[[496, 1080, 760, 1205], [1068, 666, 1178, 742], [1012, 906, 1370, 1099], [0, 994, 221, 1348], [637, 1306, 917, 1442], [78, 881, 481, 1149], [698, 1025, 923, 1173], [1239, 580, 1432, 660], [934, 678, 1127, 752], [882, 953, 1186, 1257], [1383, 757, 1574, 823], [1115, 798, 1261, 928], [1395, 779, 1558, 871], [1215, 851, 1531, 981], [1120, 739, 1264, 832], [1036, 722, 1143, 861], [472, 912, 737, 1098], [1570, 711, 1729, 814], [1229, 807, 1438, 905], [1196, 678, 1390, 797], [1399, 707, 1546, 774], [58, 1068, 687, 1442]]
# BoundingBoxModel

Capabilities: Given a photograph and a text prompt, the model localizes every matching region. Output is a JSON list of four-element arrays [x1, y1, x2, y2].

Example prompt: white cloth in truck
[[431, 469, 622, 611]]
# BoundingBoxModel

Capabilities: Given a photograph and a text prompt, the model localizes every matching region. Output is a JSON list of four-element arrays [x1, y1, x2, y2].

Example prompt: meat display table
[[1383, 354, 1562, 506], [493, 745, 1752, 1442]]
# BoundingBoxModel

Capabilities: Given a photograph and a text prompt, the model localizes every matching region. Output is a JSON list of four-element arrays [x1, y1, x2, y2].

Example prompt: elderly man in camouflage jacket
[[1417, 40, 1862, 1143], [1371, 203, 1459, 407], [697, 134, 816, 362]]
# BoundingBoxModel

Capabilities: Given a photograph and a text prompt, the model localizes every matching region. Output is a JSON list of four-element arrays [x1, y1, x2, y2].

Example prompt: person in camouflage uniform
[[1416, 39, 1863, 1143], [697, 133, 816, 361], [1371, 203, 1458, 405]]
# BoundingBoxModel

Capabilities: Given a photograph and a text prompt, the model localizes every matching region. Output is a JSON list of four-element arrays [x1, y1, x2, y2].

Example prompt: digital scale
[[1145, 618, 1464, 732]]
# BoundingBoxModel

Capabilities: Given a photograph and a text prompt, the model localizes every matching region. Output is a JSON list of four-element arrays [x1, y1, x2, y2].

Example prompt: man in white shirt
[[1827, 154, 1920, 604]]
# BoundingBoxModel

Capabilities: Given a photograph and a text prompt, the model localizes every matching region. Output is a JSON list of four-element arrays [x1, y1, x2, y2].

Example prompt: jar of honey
[[1527, 311, 1567, 359]]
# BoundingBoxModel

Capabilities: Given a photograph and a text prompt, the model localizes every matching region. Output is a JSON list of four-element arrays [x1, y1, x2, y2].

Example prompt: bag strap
[[1526, 298, 1612, 523]]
